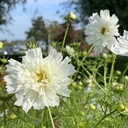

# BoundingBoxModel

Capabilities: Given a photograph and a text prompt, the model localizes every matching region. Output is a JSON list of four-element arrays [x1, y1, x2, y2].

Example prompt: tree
[[0, 0, 26, 26], [64, 0, 128, 33], [25, 16, 48, 42], [48, 21, 89, 50]]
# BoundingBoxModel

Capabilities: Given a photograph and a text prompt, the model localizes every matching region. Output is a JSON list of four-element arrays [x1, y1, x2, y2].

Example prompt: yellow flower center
[[101, 27, 108, 35], [37, 73, 49, 84]]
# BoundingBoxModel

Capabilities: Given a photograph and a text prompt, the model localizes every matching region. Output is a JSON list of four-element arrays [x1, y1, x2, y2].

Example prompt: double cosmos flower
[[4, 48, 75, 113]]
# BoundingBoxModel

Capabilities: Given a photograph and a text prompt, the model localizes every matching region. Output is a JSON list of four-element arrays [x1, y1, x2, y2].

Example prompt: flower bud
[[65, 12, 77, 21], [27, 42, 38, 49], [68, 12, 77, 20], [1, 58, 8, 63], [51, 42, 57, 48], [115, 70, 121, 75], [80, 110, 85, 116], [78, 81, 83, 86], [118, 104, 125, 112], [115, 84, 124, 92], [71, 82, 76, 87], [0, 42, 3, 50], [102, 53, 108, 59], [120, 108, 128, 116], [82, 51, 87, 56], [124, 75, 128, 80], [66, 45, 75, 57], [89, 103, 96, 110], [10, 114, 17, 119], [77, 86, 82, 90]]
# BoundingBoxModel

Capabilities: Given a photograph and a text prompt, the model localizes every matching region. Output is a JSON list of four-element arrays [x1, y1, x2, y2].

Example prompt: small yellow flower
[[0, 42, 3, 50]]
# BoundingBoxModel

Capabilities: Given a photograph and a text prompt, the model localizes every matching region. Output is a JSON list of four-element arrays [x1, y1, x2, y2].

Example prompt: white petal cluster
[[111, 30, 128, 56], [4, 48, 75, 113], [85, 10, 119, 54]]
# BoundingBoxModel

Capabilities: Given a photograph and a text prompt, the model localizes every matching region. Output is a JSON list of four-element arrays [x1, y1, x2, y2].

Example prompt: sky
[[0, 0, 73, 42]]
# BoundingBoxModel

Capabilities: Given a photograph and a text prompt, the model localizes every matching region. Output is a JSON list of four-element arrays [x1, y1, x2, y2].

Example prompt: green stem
[[5, 101, 34, 128], [122, 97, 128, 108], [73, 44, 94, 80], [109, 54, 116, 84], [61, 22, 70, 52], [120, 65, 128, 82], [3, 102, 6, 126], [104, 62, 107, 89], [94, 109, 117, 128], [48, 107, 55, 128], [82, 65, 107, 94]]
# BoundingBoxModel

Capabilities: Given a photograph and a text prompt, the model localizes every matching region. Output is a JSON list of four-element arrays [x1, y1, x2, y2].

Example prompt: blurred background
[[0, 0, 128, 55]]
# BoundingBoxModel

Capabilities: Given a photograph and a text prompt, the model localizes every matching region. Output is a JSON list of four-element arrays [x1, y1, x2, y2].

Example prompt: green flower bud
[[27, 42, 38, 49], [10, 114, 17, 119], [115, 70, 121, 75], [71, 82, 76, 87], [0, 42, 3, 50], [51, 42, 57, 48], [89, 103, 96, 110], [78, 81, 83, 86], [124, 75, 128, 80], [82, 51, 87, 56], [65, 12, 77, 21], [78, 86, 82, 90], [108, 54, 112, 59], [1, 58, 8, 63], [80, 110, 85, 116], [68, 12, 77, 20], [115, 84, 124, 92], [102, 53, 108, 59], [118, 104, 125, 112], [120, 108, 128, 116]]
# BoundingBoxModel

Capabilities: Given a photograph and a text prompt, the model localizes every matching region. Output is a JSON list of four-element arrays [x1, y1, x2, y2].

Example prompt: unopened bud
[[68, 12, 77, 20], [89, 103, 96, 110], [118, 104, 125, 112], [102, 53, 108, 59], [0, 42, 3, 50], [80, 111, 85, 116], [1, 58, 8, 63], [120, 108, 128, 116], [115, 70, 121, 75], [115, 84, 124, 92]]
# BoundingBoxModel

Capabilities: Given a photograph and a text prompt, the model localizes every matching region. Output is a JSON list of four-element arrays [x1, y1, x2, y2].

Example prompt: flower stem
[[48, 107, 55, 128], [122, 97, 128, 108], [5, 101, 34, 128], [104, 62, 107, 89], [94, 109, 117, 128], [82, 65, 107, 94], [120, 65, 128, 82], [61, 22, 70, 52], [109, 54, 116, 84], [73, 44, 94, 80], [3, 102, 6, 126]]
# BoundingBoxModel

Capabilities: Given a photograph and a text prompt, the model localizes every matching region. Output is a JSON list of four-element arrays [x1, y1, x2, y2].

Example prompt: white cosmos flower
[[85, 9, 119, 54], [111, 30, 128, 56], [4, 48, 75, 113]]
